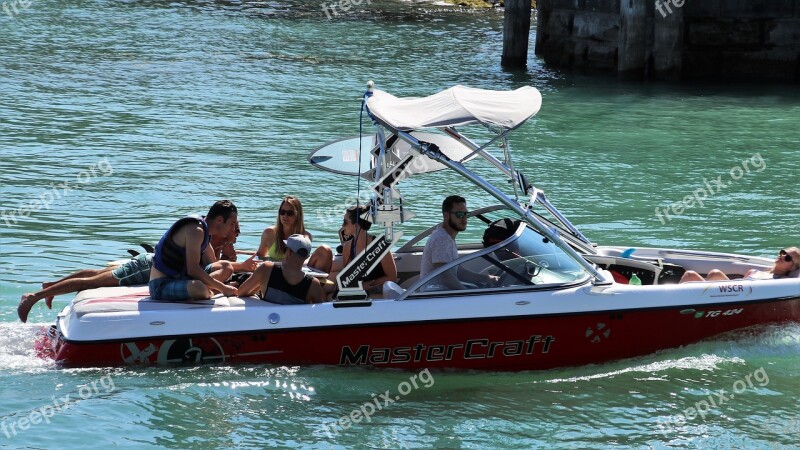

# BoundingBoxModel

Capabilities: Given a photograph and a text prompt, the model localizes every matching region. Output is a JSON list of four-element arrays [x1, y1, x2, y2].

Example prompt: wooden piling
[[502, 0, 533, 68], [617, 0, 647, 78], [534, 0, 551, 57], [653, 1, 684, 80]]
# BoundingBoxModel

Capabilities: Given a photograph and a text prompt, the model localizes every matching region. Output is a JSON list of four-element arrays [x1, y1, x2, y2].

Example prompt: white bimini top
[[366, 85, 543, 131]]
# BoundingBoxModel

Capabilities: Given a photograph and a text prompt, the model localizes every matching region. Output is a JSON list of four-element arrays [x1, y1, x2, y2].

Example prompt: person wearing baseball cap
[[482, 218, 525, 266], [238, 234, 325, 304], [482, 218, 520, 248], [284, 234, 312, 259]]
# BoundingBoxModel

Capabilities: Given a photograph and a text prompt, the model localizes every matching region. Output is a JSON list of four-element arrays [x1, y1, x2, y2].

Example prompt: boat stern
[[34, 303, 73, 364]]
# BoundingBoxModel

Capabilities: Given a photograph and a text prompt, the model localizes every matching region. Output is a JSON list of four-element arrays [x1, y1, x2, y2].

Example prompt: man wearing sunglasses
[[420, 195, 498, 290], [680, 247, 800, 282]]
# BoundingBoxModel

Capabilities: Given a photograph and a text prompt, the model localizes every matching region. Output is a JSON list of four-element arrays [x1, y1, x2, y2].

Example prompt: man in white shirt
[[420, 195, 496, 290]]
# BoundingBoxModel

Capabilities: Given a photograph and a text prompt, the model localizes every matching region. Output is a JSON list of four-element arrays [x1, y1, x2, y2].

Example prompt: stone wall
[[534, 0, 800, 81]]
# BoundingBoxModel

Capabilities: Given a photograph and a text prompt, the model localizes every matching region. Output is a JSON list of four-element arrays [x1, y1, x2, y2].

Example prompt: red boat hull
[[40, 296, 800, 370]]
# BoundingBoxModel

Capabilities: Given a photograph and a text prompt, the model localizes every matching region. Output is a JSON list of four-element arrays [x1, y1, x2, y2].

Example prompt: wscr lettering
[[719, 285, 744, 293]]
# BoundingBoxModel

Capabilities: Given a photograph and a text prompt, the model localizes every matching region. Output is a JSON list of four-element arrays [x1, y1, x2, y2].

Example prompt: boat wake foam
[[545, 354, 744, 384], [0, 323, 54, 373], [544, 323, 800, 383]]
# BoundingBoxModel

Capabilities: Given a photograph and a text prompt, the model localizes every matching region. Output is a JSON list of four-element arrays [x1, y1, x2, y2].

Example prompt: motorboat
[[34, 82, 800, 369]]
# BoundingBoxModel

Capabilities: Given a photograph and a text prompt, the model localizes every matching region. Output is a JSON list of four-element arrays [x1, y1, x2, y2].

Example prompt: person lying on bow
[[680, 247, 800, 283]]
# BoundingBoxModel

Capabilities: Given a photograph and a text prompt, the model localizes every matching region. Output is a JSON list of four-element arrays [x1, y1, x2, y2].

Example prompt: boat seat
[[584, 254, 667, 285], [71, 286, 263, 318], [598, 269, 616, 283], [400, 274, 420, 289], [382, 281, 405, 299]]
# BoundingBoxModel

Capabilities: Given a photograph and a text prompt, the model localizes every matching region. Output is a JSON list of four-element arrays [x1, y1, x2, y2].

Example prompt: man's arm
[[184, 226, 235, 295], [458, 266, 497, 286], [428, 245, 495, 289], [232, 254, 259, 273], [201, 241, 217, 266], [306, 278, 325, 304], [431, 263, 466, 290], [238, 262, 274, 297], [428, 237, 466, 289]]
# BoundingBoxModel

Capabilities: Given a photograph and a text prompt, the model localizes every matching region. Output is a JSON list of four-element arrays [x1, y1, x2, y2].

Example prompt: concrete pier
[[533, 0, 800, 82]]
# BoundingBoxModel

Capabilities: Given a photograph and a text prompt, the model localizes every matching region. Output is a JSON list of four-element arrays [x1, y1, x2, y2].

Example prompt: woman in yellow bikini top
[[257, 196, 333, 273]]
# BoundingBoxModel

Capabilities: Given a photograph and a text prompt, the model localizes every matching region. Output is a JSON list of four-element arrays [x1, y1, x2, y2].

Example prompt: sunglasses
[[779, 249, 794, 263], [279, 209, 295, 217], [449, 210, 468, 219]]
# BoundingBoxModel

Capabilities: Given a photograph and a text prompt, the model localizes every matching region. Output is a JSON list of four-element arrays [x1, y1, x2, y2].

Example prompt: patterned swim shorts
[[111, 253, 153, 286]]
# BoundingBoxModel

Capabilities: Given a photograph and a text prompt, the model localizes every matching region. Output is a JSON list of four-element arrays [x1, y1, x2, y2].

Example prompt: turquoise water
[[2, 0, 800, 447]]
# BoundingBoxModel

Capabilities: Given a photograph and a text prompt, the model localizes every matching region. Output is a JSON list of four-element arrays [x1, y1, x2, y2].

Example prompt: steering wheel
[[525, 261, 542, 278]]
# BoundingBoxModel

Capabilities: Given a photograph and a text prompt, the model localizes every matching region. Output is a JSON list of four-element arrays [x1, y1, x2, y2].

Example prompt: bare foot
[[41, 282, 55, 306], [18, 293, 39, 323]]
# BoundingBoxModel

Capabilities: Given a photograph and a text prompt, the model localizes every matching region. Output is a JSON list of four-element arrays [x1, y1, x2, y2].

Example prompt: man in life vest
[[149, 200, 239, 301]]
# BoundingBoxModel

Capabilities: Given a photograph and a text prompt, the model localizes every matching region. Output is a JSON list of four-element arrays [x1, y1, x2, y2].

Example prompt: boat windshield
[[410, 223, 592, 295]]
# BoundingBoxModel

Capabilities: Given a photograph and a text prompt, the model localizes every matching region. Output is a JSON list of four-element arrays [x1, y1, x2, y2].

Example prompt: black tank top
[[262, 266, 313, 305]]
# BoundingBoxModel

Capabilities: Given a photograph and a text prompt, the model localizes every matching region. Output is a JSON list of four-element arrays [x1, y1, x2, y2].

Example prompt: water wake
[[544, 323, 800, 384], [0, 322, 54, 373]]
